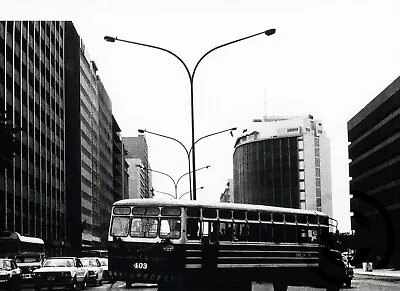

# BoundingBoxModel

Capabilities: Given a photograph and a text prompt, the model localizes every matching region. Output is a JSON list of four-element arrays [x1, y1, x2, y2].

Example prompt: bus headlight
[[162, 245, 174, 252]]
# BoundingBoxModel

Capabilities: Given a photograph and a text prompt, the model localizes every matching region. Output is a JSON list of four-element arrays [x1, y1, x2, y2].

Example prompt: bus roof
[[113, 199, 329, 217], [0, 231, 44, 244]]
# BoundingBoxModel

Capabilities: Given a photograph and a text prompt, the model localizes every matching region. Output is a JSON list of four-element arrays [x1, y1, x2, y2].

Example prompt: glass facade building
[[0, 21, 66, 255], [233, 116, 332, 217]]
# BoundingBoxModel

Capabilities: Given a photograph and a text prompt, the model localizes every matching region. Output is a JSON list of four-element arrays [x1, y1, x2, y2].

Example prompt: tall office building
[[65, 22, 127, 253], [123, 135, 152, 198], [348, 75, 400, 268], [112, 116, 129, 201], [233, 115, 332, 216], [0, 21, 67, 255]]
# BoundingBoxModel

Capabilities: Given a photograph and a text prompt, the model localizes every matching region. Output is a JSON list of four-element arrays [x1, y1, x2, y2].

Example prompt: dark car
[[0, 258, 22, 290], [14, 254, 44, 284]]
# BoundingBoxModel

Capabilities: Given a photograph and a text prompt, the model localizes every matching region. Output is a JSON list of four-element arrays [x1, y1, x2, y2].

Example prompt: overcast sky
[[5, 0, 400, 232]]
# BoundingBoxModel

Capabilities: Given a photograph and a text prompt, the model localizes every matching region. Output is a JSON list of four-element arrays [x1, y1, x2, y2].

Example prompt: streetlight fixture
[[179, 187, 204, 200], [137, 164, 210, 199], [105, 29, 276, 200]]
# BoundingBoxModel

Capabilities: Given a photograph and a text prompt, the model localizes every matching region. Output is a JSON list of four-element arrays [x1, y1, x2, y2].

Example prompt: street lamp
[[138, 129, 192, 198], [179, 187, 204, 200], [137, 164, 210, 199], [105, 29, 276, 200], [189, 127, 237, 156]]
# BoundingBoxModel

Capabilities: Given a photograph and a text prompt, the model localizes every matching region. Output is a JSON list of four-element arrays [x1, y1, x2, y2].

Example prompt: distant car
[[33, 257, 88, 291], [97, 258, 109, 282], [0, 258, 22, 290], [79, 257, 103, 286]]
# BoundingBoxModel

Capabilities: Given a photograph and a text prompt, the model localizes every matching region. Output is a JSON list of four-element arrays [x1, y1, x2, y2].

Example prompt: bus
[[107, 199, 347, 291], [0, 231, 46, 281]]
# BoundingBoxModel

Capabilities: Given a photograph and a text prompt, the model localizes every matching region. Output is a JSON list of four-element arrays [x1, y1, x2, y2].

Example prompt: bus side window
[[220, 222, 232, 241], [248, 223, 260, 242], [274, 225, 285, 243], [299, 227, 309, 243], [209, 222, 218, 243], [260, 224, 273, 242], [233, 223, 248, 242], [187, 218, 201, 240], [285, 225, 298, 243], [201, 221, 209, 238]]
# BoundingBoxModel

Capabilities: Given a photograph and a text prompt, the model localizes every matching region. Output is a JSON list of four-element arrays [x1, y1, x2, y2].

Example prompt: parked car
[[0, 258, 22, 290], [79, 257, 103, 286], [98, 258, 109, 282], [33, 257, 88, 291]]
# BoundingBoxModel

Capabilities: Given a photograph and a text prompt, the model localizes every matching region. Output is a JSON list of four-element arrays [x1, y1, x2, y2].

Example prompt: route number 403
[[133, 262, 148, 269]]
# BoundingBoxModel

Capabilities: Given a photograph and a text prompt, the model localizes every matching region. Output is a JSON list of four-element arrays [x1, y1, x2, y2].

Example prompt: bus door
[[200, 220, 218, 279]]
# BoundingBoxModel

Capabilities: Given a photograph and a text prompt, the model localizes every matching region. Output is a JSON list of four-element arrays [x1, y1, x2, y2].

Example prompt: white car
[[33, 257, 88, 291], [0, 258, 22, 290], [79, 257, 103, 286], [98, 258, 109, 282]]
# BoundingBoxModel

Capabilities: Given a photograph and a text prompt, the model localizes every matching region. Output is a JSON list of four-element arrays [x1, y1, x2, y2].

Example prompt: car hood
[[34, 267, 75, 273]]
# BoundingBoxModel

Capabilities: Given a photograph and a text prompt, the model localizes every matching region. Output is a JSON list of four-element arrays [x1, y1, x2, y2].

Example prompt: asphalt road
[[20, 275, 400, 290]]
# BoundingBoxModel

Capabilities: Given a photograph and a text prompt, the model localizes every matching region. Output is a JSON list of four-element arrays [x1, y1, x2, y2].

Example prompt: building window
[[298, 140, 304, 150], [300, 181, 305, 190], [314, 137, 319, 147], [316, 178, 321, 188], [299, 161, 304, 169], [316, 187, 321, 198]]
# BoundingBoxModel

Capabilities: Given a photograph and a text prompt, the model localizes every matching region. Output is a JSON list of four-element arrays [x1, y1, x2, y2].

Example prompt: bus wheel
[[272, 281, 288, 291], [326, 284, 341, 291]]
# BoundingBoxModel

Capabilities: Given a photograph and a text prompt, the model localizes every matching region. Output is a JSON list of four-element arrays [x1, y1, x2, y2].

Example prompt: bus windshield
[[110, 216, 181, 239]]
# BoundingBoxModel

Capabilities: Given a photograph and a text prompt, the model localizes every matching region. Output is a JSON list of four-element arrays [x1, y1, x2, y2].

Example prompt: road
[[21, 275, 400, 290]]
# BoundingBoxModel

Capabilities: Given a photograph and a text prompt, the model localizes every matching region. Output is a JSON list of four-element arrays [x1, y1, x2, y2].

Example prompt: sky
[[3, 0, 400, 232]]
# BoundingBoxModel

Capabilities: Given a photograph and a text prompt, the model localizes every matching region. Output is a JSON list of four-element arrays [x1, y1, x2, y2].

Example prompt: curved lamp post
[[105, 28, 276, 200], [138, 128, 192, 198], [138, 164, 210, 199]]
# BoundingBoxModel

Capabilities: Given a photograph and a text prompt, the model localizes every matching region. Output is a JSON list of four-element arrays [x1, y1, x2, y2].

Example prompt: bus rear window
[[161, 207, 181, 216], [132, 207, 160, 216], [110, 217, 130, 237], [130, 218, 158, 238], [113, 207, 131, 215]]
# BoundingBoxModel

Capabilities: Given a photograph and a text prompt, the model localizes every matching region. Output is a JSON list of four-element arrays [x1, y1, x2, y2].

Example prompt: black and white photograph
[[1, 0, 400, 290]]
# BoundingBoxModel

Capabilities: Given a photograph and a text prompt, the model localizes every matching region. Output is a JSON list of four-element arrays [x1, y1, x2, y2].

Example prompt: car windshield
[[0, 260, 12, 270], [98, 259, 108, 266], [81, 259, 98, 267], [43, 258, 74, 267], [15, 256, 41, 263]]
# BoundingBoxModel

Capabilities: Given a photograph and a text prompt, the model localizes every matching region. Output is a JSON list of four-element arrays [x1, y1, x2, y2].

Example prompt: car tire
[[345, 280, 351, 288], [69, 276, 78, 291], [126, 280, 133, 288], [81, 276, 87, 290]]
